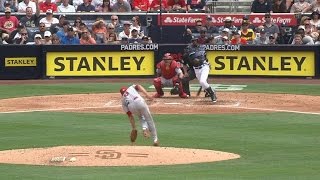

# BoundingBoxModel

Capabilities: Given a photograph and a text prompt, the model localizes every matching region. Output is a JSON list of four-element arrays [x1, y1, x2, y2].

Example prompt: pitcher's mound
[[0, 146, 240, 166]]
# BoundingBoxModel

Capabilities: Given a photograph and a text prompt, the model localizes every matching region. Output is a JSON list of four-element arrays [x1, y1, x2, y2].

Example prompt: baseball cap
[[123, 21, 132, 25], [242, 20, 249, 25], [46, 9, 53, 14], [265, 13, 271, 18], [260, 29, 266, 33], [34, 34, 42, 39], [269, 34, 275, 39], [131, 27, 138, 32], [44, 31, 51, 37], [120, 87, 127, 95], [191, 36, 198, 41], [224, 17, 232, 22], [4, 7, 11, 13], [222, 28, 229, 33], [222, 36, 228, 40], [298, 25, 305, 31], [142, 36, 149, 40], [67, 26, 74, 31], [59, 14, 66, 19]]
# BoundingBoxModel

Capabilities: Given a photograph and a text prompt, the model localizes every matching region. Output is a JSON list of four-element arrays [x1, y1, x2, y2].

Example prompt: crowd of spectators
[[0, 0, 320, 45], [185, 11, 320, 45]]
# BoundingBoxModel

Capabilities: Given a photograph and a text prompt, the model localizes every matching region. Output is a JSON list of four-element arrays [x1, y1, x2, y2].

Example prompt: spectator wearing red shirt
[[39, 0, 58, 12], [230, 31, 247, 45], [132, 0, 149, 11], [167, 0, 186, 11], [149, 0, 167, 11], [0, 7, 19, 35]]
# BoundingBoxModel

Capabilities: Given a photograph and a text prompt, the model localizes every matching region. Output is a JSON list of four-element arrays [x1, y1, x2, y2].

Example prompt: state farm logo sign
[[158, 14, 205, 26], [250, 14, 296, 26]]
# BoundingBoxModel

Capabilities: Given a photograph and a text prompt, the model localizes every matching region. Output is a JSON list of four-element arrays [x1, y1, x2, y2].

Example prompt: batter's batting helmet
[[120, 86, 128, 95]]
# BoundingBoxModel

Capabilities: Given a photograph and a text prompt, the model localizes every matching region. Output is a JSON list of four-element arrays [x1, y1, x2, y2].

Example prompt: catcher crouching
[[153, 53, 188, 98]]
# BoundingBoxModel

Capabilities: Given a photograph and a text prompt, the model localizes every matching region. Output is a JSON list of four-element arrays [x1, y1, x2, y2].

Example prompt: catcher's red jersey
[[156, 60, 181, 79]]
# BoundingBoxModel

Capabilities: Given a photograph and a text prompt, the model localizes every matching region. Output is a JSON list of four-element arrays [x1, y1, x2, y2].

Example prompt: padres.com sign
[[207, 51, 315, 76], [46, 51, 155, 76]]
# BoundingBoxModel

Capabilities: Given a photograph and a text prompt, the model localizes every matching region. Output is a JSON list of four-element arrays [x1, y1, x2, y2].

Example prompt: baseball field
[[0, 78, 319, 179]]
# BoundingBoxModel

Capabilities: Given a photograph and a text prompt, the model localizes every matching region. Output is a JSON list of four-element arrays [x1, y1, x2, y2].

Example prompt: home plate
[[164, 102, 182, 105]]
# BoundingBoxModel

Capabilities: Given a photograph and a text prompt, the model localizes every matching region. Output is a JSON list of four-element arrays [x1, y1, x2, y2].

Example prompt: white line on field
[[0, 101, 319, 115]]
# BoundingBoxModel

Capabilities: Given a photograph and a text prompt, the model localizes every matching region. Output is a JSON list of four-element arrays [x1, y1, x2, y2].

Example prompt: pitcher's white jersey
[[121, 85, 143, 113]]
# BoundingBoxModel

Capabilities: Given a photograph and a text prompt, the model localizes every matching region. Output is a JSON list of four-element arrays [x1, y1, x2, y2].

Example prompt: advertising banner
[[46, 51, 155, 76], [208, 51, 315, 76], [158, 13, 297, 26]]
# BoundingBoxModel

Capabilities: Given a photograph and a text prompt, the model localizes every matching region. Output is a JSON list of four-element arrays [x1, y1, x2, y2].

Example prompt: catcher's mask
[[120, 86, 128, 95], [163, 53, 173, 63]]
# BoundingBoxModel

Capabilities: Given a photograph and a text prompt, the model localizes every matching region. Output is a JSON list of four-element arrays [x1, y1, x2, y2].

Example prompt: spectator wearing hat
[[218, 16, 237, 34], [221, 36, 230, 45], [240, 20, 256, 43], [272, 0, 286, 12], [290, 0, 310, 13], [230, 31, 247, 45], [253, 29, 270, 45], [118, 21, 131, 40], [0, 7, 19, 35], [80, 29, 97, 45], [268, 34, 277, 44], [197, 27, 208, 44], [305, 0, 320, 13], [60, 25, 80, 44], [58, 0, 76, 12], [77, 0, 96, 12], [310, 10, 320, 28], [111, 0, 131, 12], [187, 0, 206, 12], [128, 27, 142, 43], [300, 16, 318, 40], [132, 0, 149, 11], [167, 0, 186, 12], [2, 0, 18, 12], [43, 30, 52, 44], [19, 0, 40, 28], [141, 35, 152, 44], [50, 14, 67, 34], [39, 0, 57, 12], [18, 0, 36, 13], [292, 25, 314, 44], [39, 9, 59, 28], [263, 13, 280, 40], [33, 33, 42, 44], [251, 0, 272, 13], [214, 28, 229, 44], [6, 23, 28, 44], [204, 16, 219, 35]]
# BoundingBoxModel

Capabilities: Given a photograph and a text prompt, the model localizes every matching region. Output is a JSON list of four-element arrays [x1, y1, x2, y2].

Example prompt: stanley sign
[[46, 52, 154, 76], [208, 51, 315, 76]]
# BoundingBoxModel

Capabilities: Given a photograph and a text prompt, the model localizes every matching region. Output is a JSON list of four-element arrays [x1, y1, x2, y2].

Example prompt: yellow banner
[[5, 57, 37, 67], [208, 51, 315, 76], [46, 52, 155, 76]]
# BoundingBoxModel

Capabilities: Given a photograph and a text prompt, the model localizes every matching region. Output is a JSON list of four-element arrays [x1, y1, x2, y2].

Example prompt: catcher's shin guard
[[181, 77, 191, 96], [178, 82, 188, 98], [205, 87, 217, 103], [153, 78, 164, 98]]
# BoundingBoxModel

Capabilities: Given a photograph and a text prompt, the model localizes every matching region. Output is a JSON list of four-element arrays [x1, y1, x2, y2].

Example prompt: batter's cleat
[[179, 93, 189, 98], [204, 91, 210, 97], [153, 93, 164, 98], [143, 129, 151, 138], [153, 141, 159, 146], [210, 92, 217, 103]]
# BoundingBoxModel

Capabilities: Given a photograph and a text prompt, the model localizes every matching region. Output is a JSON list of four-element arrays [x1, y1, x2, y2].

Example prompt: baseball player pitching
[[153, 53, 188, 98], [184, 38, 217, 103], [120, 84, 159, 146]]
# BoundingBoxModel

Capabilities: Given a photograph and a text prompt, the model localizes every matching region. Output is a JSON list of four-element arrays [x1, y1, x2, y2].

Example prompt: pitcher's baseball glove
[[130, 129, 138, 142]]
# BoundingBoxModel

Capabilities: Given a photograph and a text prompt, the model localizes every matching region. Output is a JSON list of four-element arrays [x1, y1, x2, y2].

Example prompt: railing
[[206, 0, 252, 14]]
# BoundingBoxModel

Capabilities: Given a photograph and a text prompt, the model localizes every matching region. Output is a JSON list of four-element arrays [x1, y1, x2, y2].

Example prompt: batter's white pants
[[194, 64, 210, 90]]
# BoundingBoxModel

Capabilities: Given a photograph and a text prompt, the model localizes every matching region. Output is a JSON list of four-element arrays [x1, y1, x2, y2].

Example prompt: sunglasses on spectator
[[21, 33, 27, 35], [75, 21, 81, 23], [40, 25, 45, 27], [108, 27, 114, 29], [111, 19, 118, 20], [45, 36, 50, 38]]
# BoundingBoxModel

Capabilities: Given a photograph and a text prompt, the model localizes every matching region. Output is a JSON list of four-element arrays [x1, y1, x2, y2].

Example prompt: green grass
[[0, 82, 320, 100], [0, 82, 319, 179], [0, 112, 319, 179]]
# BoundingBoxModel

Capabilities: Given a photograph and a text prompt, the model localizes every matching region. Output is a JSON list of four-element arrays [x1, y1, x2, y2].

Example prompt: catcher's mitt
[[130, 129, 138, 142]]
